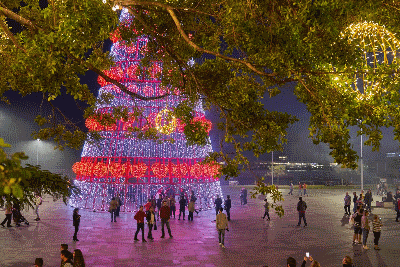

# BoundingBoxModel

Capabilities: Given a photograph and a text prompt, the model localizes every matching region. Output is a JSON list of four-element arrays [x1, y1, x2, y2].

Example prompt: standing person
[[214, 195, 223, 216], [357, 194, 364, 210], [134, 206, 147, 242], [298, 182, 302, 196], [115, 194, 122, 217], [72, 208, 81, 242], [150, 195, 156, 211], [361, 210, 370, 249], [262, 199, 270, 220], [169, 196, 176, 219], [216, 207, 229, 248], [395, 197, 400, 222], [156, 195, 163, 219], [160, 201, 173, 238], [73, 249, 85, 267], [344, 192, 351, 216], [60, 244, 73, 264], [224, 195, 232, 221], [188, 199, 195, 221], [178, 196, 187, 220], [146, 206, 156, 240], [144, 199, 152, 212], [372, 214, 383, 250], [0, 202, 13, 227], [288, 182, 293, 195], [34, 193, 42, 221], [352, 208, 363, 245], [303, 183, 308, 196], [60, 250, 74, 267], [34, 258, 43, 267], [364, 189, 373, 212], [240, 189, 244, 205], [109, 197, 118, 222], [352, 192, 358, 213], [243, 188, 248, 204], [297, 197, 307, 227]]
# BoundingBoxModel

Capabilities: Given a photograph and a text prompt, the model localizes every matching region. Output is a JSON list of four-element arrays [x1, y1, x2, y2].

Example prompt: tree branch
[[119, 1, 280, 80], [0, 6, 39, 30], [0, 19, 26, 52]]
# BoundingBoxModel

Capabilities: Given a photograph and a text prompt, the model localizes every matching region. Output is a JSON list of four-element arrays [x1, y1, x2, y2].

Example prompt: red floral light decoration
[[122, 116, 136, 131], [72, 162, 83, 175], [85, 117, 104, 131], [131, 162, 148, 178], [150, 64, 162, 79], [190, 163, 203, 178], [193, 117, 212, 133], [110, 28, 121, 43], [203, 162, 220, 178], [109, 163, 126, 177], [171, 163, 189, 178], [151, 162, 169, 178], [92, 162, 108, 177], [175, 119, 186, 133]]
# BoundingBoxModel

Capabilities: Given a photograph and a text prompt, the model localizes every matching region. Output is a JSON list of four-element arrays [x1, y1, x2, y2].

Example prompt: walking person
[[169, 196, 176, 219], [242, 188, 247, 204], [364, 189, 373, 212], [344, 192, 351, 216], [216, 207, 229, 248], [396, 196, 400, 222], [361, 210, 370, 249], [73, 249, 85, 267], [352, 207, 363, 245], [214, 195, 223, 216], [34, 193, 42, 221], [288, 182, 293, 195], [178, 196, 187, 220], [297, 197, 307, 227], [134, 206, 147, 242], [240, 189, 244, 205], [115, 194, 122, 216], [146, 206, 156, 240], [151, 195, 156, 211], [372, 214, 383, 250], [352, 192, 358, 213], [262, 199, 271, 220], [188, 199, 195, 221], [224, 195, 231, 221], [72, 208, 81, 241], [298, 182, 302, 196], [160, 201, 173, 238], [0, 202, 13, 227], [109, 197, 118, 222], [303, 183, 308, 196]]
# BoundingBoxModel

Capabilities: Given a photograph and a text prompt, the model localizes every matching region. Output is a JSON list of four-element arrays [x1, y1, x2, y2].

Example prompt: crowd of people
[[2, 185, 399, 266], [32, 244, 85, 267]]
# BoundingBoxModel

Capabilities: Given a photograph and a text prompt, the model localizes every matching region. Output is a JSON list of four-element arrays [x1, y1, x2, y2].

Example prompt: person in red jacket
[[159, 201, 173, 238], [134, 206, 147, 242]]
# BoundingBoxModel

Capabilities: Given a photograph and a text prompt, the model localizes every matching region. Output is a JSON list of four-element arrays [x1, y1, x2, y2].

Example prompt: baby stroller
[[12, 208, 29, 226]]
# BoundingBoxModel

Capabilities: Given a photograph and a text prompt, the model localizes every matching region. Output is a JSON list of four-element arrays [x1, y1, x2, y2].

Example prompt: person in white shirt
[[34, 194, 42, 221]]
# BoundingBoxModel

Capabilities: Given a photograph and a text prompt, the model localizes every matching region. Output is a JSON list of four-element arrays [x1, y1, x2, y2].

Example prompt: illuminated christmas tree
[[69, 9, 222, 212]]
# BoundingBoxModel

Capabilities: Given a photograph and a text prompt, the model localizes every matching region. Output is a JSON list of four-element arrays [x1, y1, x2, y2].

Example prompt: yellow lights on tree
[[155, 109, 176, 135], [337, 21, 400, 99]]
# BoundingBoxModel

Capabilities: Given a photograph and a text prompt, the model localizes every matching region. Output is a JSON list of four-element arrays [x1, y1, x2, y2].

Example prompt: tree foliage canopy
[[2, 0, 400, 214]]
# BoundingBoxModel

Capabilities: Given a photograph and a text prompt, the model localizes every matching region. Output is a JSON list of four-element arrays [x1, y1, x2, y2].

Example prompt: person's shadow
[[341, 215, 350, 227]]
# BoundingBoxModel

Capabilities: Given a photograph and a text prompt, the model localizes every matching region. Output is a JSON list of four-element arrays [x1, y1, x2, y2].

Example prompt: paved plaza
[[0, 186, 399, 266]]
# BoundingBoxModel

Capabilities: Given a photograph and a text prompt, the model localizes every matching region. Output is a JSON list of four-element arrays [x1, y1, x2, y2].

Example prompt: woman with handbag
[[146, 206, 156, 240]]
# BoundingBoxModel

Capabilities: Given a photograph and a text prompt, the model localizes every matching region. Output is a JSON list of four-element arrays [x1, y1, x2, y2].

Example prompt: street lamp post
[[361, 135, 363, 192], [271, 151, 274, 185], [36, 139, 40, 165]]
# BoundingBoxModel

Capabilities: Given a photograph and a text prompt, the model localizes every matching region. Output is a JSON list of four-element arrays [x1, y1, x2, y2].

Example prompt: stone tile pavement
[[0, 186, 399, 266]]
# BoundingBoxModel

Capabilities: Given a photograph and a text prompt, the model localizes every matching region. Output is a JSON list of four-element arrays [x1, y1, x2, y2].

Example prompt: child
[[372, 214, 383, 250]]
